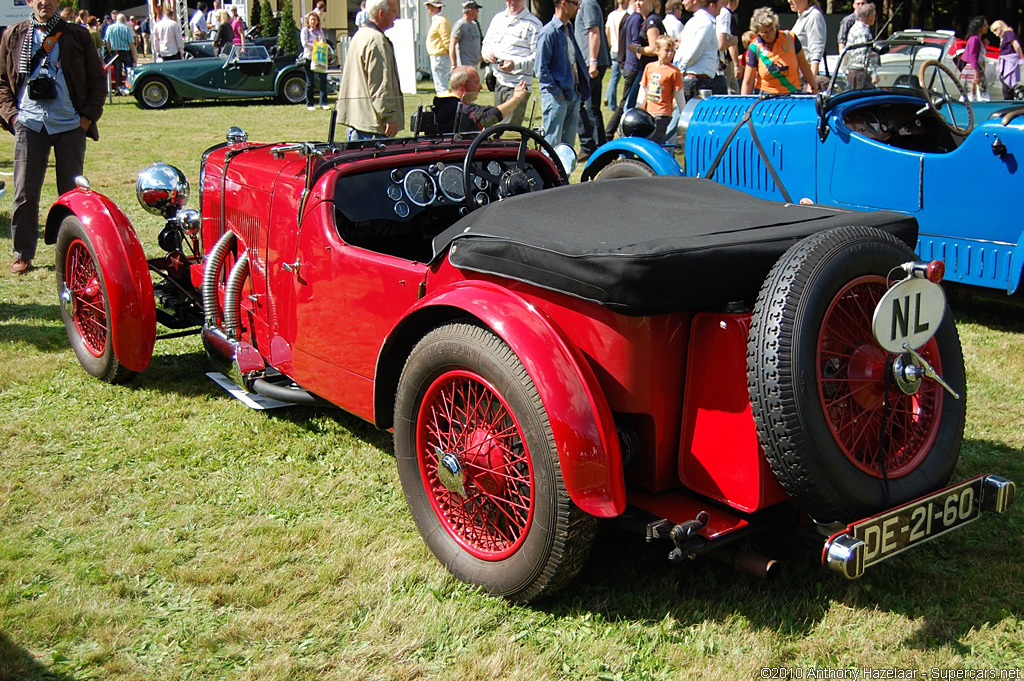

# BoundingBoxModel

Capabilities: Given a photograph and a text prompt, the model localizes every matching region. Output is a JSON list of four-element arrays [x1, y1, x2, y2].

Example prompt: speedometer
[[403, 169, 436, 207], [438, 166, 466, 202]]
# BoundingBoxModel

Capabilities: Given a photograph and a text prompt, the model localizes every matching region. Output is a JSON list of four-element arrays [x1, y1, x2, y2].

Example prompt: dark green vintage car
[[128, 44, 314, 109]]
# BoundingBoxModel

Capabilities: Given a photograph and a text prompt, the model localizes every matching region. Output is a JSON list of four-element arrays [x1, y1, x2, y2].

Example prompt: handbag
[[311, 40, 329, 73]]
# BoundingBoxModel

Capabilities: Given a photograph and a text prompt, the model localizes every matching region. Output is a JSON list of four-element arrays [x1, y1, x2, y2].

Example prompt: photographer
[[0, 0, 106, 275]]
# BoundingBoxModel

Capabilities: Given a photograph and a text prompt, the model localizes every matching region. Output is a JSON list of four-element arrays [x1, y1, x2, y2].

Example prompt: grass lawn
[[0, 92, 1022, 680]]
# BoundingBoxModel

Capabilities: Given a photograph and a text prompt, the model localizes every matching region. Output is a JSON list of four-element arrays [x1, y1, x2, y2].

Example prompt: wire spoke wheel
[[417, 370, 534, 560], [816, 275, 943, 478], [394, 323, 595, 602], [65, 238, 109, 357]]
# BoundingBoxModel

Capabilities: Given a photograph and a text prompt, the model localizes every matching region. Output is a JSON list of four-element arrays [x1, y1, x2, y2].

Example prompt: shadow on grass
[[950, 292, 1024, 333], [0, 632, 79, 681], [0, 303, 66, 352], [541, 436, 1024, 651]]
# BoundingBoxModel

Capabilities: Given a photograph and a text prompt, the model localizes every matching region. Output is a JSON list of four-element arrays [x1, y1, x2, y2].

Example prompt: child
[[641, 35, 687, 145]]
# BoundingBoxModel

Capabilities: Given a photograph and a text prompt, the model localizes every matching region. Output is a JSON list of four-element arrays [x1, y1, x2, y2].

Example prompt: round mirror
[[137, 163, 189, 217], [553, 143, 577, 175]]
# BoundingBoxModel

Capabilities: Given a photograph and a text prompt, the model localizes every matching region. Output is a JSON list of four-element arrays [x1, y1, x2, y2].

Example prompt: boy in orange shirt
[[640, 35, 687, 144]]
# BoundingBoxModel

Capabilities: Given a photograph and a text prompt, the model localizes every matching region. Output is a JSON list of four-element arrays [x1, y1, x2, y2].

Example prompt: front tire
[[394, 323, 596, 602], [135, 77, 173, 109], [55, 216, 135, 384], [278, 73, 307, 104], [747, 226, 965, 522], [593, 158, 657, 180]]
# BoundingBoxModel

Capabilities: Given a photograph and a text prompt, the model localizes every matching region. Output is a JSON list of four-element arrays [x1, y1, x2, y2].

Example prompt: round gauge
[[438, 166, 466, 202], [474, 174, 489, 190], [474, 191, 490, 207], [394, 201, 410, 218], [390, 169, 404, 183], [403, 168, 436, 207], [387, 184, 402, 201], [487, 160, 503, 176]]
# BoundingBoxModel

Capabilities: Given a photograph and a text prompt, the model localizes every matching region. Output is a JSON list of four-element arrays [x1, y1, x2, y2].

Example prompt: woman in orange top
[[741, 7, 817, 95]]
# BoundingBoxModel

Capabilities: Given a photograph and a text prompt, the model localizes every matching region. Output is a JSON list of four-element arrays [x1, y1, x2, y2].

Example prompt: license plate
[[852, 476, 983, 570]]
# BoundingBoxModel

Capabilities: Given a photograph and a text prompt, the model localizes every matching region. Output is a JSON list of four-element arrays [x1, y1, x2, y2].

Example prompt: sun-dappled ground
[[0, 94, 1022, 680]]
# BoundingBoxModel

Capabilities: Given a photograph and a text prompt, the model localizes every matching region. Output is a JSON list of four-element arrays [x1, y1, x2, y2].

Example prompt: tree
[[277, 0, 299, 55], [250, 0, 262, 31], [260, 0, 275, 38]]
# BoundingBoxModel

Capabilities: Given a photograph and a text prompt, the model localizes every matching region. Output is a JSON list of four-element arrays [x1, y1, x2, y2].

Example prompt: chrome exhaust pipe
[[223, 251, 249, 340], [203, 230, 236, 326]]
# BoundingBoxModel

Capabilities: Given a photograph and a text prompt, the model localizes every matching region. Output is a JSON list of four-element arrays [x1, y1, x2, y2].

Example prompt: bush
[[276, 0, 299, 56], [260, 0, 275, 38], [250, 0, 262, 30]]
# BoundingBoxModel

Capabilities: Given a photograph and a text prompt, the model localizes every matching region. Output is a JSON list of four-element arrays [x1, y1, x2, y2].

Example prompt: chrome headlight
[[137, 163, 190, 217]]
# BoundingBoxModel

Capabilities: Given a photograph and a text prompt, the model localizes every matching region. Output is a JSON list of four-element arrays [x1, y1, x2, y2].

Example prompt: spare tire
[[747, 225, 966, 522]]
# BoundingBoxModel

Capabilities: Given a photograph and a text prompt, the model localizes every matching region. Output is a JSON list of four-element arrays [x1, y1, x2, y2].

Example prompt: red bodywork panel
[[191, 138, 787, 528], [679, 313, 789, 513], [47, 190, 156, 372]]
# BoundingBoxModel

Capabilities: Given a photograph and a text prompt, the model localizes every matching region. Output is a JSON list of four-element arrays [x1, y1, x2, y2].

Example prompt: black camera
[[27, 75, 57, 101]]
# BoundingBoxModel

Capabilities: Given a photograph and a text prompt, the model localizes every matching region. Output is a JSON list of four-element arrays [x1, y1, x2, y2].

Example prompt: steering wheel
[[917, 59, 974, 136], [462, 123, 570, 211]]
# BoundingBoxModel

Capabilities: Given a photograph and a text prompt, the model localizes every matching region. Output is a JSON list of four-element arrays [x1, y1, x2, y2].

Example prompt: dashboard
[[841, 101, 961, 152]]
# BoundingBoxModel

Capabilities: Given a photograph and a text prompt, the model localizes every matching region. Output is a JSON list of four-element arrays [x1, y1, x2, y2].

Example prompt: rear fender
[[581, 137, 683, 181], [46, 189, 157, 372], [376, 281, 626, 518]]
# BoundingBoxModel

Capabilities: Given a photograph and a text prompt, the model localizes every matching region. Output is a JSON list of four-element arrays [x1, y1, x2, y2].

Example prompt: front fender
[[377, 281, 625, 518], [581, 137, 683, 181], [47, 189, 156, 372], [1009, 227, 1024, 295]]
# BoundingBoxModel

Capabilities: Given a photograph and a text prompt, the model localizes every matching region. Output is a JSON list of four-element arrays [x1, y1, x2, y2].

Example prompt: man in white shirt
[[663, 0, 683, 40], [715, 0, 739, 93], [190, 2, 208, 40], [481, 0, 542, 126], [603, 0, 629, 109], [674, 0, 717, 98], [152, 5, 184, 60]]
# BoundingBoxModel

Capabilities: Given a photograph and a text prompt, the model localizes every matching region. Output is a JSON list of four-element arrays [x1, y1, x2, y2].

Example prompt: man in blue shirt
[[536, 0, 589, 147], [103, 14, 134, 93]]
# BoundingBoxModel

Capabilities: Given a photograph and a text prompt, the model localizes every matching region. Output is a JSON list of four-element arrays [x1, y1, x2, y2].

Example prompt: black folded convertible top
[[433, 177, 918, 314]]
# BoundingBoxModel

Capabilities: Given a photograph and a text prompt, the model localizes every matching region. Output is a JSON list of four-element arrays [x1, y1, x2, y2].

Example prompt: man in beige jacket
[[336, 0, 404, 139]]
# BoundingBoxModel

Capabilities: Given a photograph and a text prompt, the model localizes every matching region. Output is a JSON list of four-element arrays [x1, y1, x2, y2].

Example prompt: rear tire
[[593, 158, 657, 180], [747, 226, 965, 522], [55, 216, 135, 384], [394, 323, 596, 602]]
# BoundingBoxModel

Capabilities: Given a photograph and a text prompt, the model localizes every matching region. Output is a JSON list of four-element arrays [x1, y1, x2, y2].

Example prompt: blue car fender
[[581, 137, 682, 181], [1008, 228, 1024, 295]]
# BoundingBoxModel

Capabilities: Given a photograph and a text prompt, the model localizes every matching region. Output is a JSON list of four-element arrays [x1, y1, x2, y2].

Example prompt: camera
[[27, 75, 57, 101]]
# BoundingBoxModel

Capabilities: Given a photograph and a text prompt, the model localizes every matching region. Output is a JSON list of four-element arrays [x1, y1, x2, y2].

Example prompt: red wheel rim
[[416, 370, 535, 560], [65, 239, 108, 358], [816, 275, 944, 478]]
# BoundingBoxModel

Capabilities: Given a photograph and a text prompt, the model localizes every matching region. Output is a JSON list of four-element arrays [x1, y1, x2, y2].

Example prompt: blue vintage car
[[585, 36, 1024, 296], [129, 44, 312, 109]]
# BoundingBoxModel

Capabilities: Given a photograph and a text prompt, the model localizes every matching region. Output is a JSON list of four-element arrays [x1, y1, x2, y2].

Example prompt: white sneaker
[[307, 105, 315, 111], [321, 104, 330, 110]]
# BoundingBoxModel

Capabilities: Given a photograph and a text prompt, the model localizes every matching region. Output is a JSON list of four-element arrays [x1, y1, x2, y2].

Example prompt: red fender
[[46, 189, 156, 372], [379, 281, 625, 518]]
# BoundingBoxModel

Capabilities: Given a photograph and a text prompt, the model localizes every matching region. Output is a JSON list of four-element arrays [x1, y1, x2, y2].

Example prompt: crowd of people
[[3, 0, 1024, 276]]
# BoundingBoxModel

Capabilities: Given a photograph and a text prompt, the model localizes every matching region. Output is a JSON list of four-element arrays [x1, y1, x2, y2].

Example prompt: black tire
[[278, 73, 307, 104], [55, 215, 135, 384], [394, 323, 596, 602], [135, 77, 173, 109], [747, 226, 965, 522], [593, 158, 657, 180]]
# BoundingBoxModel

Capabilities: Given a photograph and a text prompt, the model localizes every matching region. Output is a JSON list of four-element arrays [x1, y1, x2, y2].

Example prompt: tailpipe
[[711, 548, 782, 580]]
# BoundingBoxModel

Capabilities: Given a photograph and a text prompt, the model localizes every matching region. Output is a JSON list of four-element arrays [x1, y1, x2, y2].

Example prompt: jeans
[[348, 129, 383, 141], [11, 122, 86, 261], [304, 61, 328, 107], [577, 66, 606, 156], [541, 89, 580, 148], [605, 56, 621, 109]]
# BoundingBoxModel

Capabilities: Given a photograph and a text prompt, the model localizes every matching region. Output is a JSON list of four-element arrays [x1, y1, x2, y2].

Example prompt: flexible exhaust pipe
[[251, 378, 334, 407], [223, 251, 249, 340], [203, 230, 236, 326]]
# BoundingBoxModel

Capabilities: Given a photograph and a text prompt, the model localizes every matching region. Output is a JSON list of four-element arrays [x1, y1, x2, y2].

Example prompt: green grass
[[1, 93, 1023, 680]]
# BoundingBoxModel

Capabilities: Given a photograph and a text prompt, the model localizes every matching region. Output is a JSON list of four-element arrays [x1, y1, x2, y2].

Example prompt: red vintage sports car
[[45, 123, 1015, 602]]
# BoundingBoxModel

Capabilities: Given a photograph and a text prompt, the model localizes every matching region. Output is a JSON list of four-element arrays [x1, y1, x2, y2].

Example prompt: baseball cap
[[462, 0, 482, 8], [425, 0, 443, 6]]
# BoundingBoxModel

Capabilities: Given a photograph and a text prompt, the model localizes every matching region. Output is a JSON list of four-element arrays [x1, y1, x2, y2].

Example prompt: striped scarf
[[19, 15, 62, 76]]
